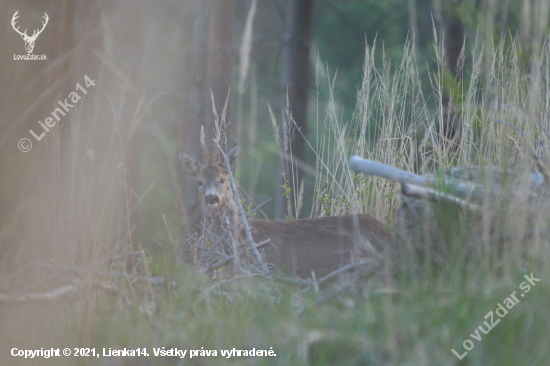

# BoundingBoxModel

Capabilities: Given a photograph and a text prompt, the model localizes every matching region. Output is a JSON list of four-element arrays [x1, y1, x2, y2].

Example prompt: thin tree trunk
[[275, 0, 314, 219], [207, 0, 236, 137], [179, 0, 235, 236], [180, 0, 211, 237], [119, 0, 145, 257]]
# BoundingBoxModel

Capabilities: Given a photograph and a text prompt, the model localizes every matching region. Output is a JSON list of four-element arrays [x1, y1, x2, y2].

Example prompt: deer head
[[11, 11, 49, 54], [178, 127, 240, 215]]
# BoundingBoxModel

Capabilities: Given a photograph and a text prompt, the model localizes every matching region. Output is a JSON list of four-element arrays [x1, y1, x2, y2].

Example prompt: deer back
[[247, 214, 387, 278]]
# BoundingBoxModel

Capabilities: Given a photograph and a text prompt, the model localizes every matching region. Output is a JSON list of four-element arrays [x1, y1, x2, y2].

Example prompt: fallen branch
[[30, 262, 178, 289], [0, 277, 119, 303], [349, 156, 427, 186], [350, 156, 480, 198], [0, 284, 77, 303], [402, 183, 481, 211], [350, 155, 545, 198]]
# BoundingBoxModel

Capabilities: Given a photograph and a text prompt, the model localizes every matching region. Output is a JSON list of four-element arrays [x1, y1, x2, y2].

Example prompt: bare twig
[[204, 255, 234, 274], [244, 198, 271, 219], [213, 139, 268, 272], [255, 238, 271, 249]]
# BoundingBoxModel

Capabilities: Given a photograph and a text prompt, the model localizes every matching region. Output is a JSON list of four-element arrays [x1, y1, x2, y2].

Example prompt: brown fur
[[247, 214, 387, 278]]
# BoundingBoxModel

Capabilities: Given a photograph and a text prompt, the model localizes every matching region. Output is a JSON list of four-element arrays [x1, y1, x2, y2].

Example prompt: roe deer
[[178, 129, 387, 278]]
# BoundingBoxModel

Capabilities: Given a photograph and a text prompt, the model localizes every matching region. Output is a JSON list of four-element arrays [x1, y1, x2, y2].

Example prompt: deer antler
[[11, 11, 27, 38], [211, 125, 220, 164], [30, 13, 49, 39], [200, 126, 212, 164], [11, 11, 48, 40]]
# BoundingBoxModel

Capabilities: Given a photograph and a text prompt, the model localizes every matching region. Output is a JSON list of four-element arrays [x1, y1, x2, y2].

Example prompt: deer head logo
[[11, 11, 49, 54]]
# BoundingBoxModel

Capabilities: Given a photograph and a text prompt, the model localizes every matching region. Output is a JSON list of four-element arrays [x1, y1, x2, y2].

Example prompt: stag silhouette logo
[[11, 11, 48, 54]]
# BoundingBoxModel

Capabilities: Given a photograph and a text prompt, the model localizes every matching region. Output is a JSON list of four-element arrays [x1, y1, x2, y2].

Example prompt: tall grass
[[301, 31, 550, 363], [312, 31, 550, 262]]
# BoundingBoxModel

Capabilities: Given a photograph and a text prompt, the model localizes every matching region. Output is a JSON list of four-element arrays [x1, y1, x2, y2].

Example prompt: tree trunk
[[119, 0, 145, 257], [179, 0, 235, 236], [207, 0, 236, 137], [275, 0, 314, 219]]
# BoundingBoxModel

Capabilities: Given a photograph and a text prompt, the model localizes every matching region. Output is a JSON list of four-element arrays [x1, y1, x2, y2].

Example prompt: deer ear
[[178, 151, 200, 176], [225, 144, 241, 171]]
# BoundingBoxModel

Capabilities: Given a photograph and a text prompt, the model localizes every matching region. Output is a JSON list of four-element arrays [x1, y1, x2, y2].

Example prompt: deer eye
[[220, 178, 225, 184], [197, 181, 203, 186]]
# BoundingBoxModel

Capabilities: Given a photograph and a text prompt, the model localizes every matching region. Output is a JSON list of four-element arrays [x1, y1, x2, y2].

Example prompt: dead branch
[[350, 155, 480, 198], [402, 183, 481, 211], [0, 284, 77, 303], [213, 139, 268, 272], [204, 255, 234, 274], [0, 277, 119, 303], [350, 155, 546, 199], [30, 262, 178, 289], [349, 156, 427, 186]]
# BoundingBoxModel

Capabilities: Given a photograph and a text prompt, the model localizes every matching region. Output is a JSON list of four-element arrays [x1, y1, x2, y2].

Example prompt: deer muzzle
[[205, 193, 220, 207]]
